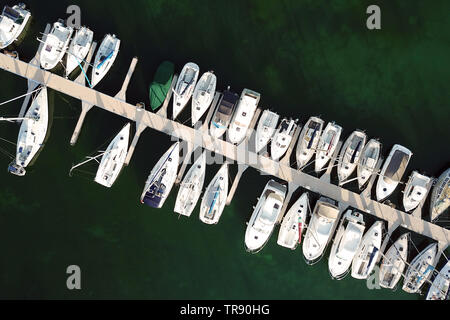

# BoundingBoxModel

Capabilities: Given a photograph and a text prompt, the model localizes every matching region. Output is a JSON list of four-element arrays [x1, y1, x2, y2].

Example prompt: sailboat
[[172, 62, 199, 119], [140, 142, 180, 209], [91, 34, 120, 88], [8, 86, 48, 176], [402, 171, 431, 212], [295, 116, 324, 169], [314, 122, 342, 173], [403, 243, 438, 294], [277, 192, 309, 250], [39, 20, 73, 70], [254, 110, 279, 154], [270, 118, 298, 161], [426, 260, 450, 300], [199, 163, 228, 224], [65, 26, 94, 77], [174, 151, 206, 217], [0, 3, 31, 49], [429, 168, 449, 222], [337, 130, 366, 183], [379, 233, 409, 289], [357, 139, 381, 190], [191, 71, 217, 125]]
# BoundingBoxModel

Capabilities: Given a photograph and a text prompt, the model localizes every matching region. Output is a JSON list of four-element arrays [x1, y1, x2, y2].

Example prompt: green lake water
[[0, 0, 448, 299]]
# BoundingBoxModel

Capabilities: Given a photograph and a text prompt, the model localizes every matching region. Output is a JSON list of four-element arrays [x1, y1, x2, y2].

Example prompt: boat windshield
[[3, 6, 20, 21]]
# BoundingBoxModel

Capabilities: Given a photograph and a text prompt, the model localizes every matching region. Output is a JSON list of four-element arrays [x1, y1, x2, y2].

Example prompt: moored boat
[[91, 34, 120, 88], [314, 122, 342, 173], [429, 168, 449, 222], [40, 19, 73, 70], [65, 26, 94, 77], [379, 233, 409, 289], [337, 130, 366, 183], [277, 192, 309, 250], [357, 139, 382, 190], [295, 116, 324, 169], [149, 61, 175, 111], [199, 163, 228, 224], [191, 71, 216, 125], [270, 118, 297, 161], [209, 87, 239, 139], [172, 62, 199, 119], [254, 110, 279, 154], [402, 171, 432, 212], [426, 260, 450, 300], [0, 3, 31, 49]]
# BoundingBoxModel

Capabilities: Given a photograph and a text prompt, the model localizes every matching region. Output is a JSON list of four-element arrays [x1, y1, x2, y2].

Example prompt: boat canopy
[[316, 202, 339, 220], [384, 150, 409, 182]]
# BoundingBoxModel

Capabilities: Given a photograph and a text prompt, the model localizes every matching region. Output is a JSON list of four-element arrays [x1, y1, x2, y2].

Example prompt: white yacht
[[172, 62, 199, 119], [351, 220, 383, 279], [337, 130, 366, 183], [277, 192, 309, 250], [254, 110, 279, 154], [302, 197, 340, 265], [426, 260, 450, 300], [295, 116, 324, 169], [94, 123, 130, 188], [403, 243, 438, 294], [270, 118, 297, 161], [227, 88, 260, 145], [199, 163, 228, 224], [245, 180, 286, 253], [209, 87, 239, 139], [0, 3, 31, 49], [8, 86, 48, 176], [376, 144, 412, 201], [140, 142, 179, 208], [65, 26, 94, 77], [191, 71, 216, 125], [314, 122, 342, 173], [40, 20, 73, 70], [328, 210, 365, 280], [379, 233, 409, 289], [174, 151, 206, 217], [402, 171, 432, 212], [429, 168, 449, 222], [357, 139, 381, 190], [91, 34, 120, 88]]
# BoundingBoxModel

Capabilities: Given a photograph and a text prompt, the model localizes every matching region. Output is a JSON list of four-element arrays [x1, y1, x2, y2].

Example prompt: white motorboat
[[8, 86, 48, 176], [351, 220, 383, 279], [94, 123, 130, 188], [199, 163, 228, 224], [270, 118, 298, 161], [337, 130, 366, 183], [429, 168, 449, 222], [172, 62, 199, 119], [314, 122, 342, 173], [376, 144, 412, 201], [328, 210, 365, 280], [245, 180, 286, 253], [426, 260, 450, 300], [40, 20, 73, 70], [295, 116, 324, 169], [357, 139, 382, 190], [191, 71, 216, 125], [209, 87, 239, 139], [379, 233, 409, 289], [0, 3, 31, 49], [65, 26, 94, 77], [402, 171, 432, 212], [403, 243, 438, 293], [140, 142, 179, 209], [277, 192, 309, 250], [91, 34, 120, 88], [302, 197, 340, 265], [227, 88, 260, 145], [254, 110, 279, 154], [174, 151, 206, 217]]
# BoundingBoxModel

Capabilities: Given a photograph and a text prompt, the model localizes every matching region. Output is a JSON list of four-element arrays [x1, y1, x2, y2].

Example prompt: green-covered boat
[[149, 61, 175, 111]]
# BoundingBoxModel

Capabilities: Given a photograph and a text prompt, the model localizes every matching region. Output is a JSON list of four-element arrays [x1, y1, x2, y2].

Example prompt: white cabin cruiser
[[94, 123, 130, 188], [199, 163, 228, 224], [191, 71, 216, 125], [337, 130, 366, 183], [357, 139, 381, 190], [402, 171, 431, 212], [140, 142, 179, 208], [40, 20, 73, 70], [295, 116, 324, 169], [254, 110, 279, 154], [328, 210, 365, 280], [302, 197, 340, 265], [314, 122, 342, 173], [172, 62, 199, 119], [426, 260, 450, 300], [65, 26, 94, 77], [8, 86, 48, 176], [376, 144, 412, 201], [403, 243, 438, 294], [277, 192, 309, 250], [209, 87, 239, 139], [379, 233, 409, 289], [351, 220, 383, 279], [270, 118, 297, 161], [91, 34, 120, 88], [0, 3, 31, 49], [245, 180, 286, 253], [429, 168, 449, 222], [227, 88, 260, 145], [174, 151, 206, 217]]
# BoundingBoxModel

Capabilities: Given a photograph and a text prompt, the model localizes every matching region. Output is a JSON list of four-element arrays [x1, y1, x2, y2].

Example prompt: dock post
[[411, 178, 434, 219], [115, 57, 138, 102], [175, 141, 194, 184], [277, 182, 299, 224], [156, 74, 178, 118], [124, 103, 146, 165], [18, 23, 51, 120], [377, 220, 401, 263], [360, 157, 384, 199], [319, 140, 343, 183], [280, 124, 302, 167], [226, 163, 249, 205]]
